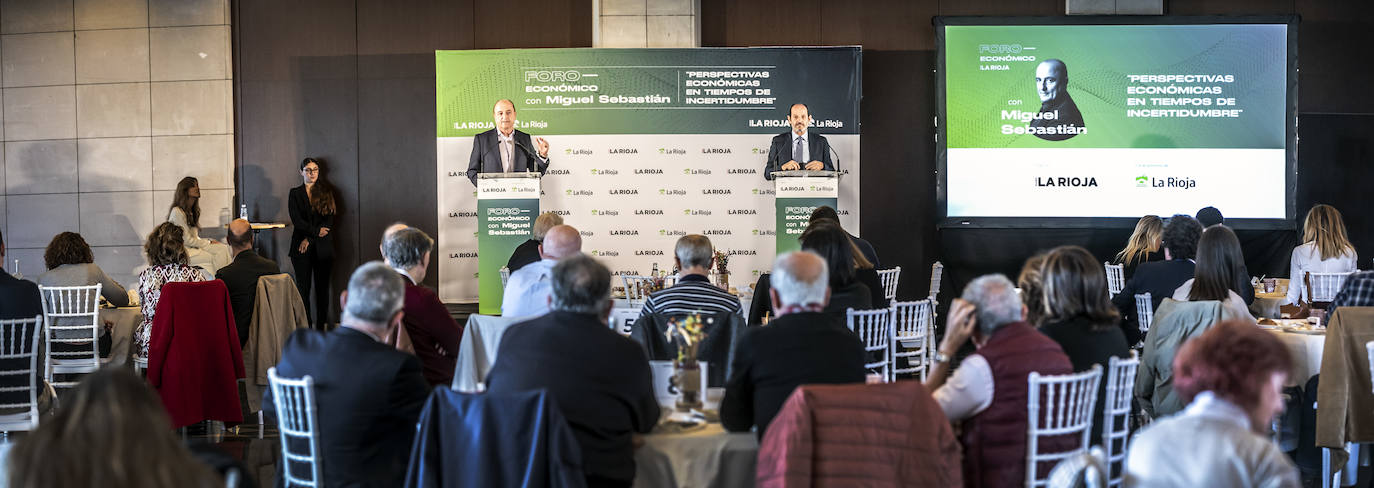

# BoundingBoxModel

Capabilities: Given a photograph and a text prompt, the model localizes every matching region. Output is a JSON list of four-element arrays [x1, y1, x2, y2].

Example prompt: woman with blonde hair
[[1115, 215, 1164, 277], [1018, 253, 1049, 327], [1288, 204, 1357, 306], [7, 367, 221, 487]]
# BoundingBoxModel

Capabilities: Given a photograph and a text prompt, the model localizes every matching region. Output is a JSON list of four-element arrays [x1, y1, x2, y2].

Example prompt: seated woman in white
[[166, 176, 231, 273], [1287, 204, 1357, 306], [1172, 225, 1255, 323]]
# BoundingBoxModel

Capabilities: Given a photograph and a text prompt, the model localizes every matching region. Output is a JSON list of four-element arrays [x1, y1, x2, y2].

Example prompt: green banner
[[775, 197, 836, 255], [477, 192, 539, 315], [944, 24, 1286, 149]]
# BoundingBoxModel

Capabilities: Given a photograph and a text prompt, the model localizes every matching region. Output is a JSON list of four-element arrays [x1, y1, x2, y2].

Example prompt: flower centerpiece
[[664, 314, 706, 411], [713, 250, 730, 289]]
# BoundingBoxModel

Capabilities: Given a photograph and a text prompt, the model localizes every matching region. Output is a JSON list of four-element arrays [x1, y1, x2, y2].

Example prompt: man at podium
[[764, 103, 834, 180], [466, 99, 551, 185]]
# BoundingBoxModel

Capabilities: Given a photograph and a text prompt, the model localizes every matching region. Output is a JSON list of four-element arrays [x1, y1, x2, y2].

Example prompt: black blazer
[[288, 185, 336, 260], [764, 131, 834, 180], [1112, 259, 1195, 344], [850, 232, 880, 268], [747, 274, 878, 325], [0, 270, 41, 320], [215, 251, 283, 346], [720, 311, 866, 437], [485, 311, 659, 484], [264, 327, 430, 488], [466, 129, 551, 186], [506, 239, 542, 274]]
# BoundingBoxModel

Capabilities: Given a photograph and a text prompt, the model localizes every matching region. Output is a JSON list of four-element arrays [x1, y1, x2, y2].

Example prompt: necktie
[[793, 136, 804, 165]]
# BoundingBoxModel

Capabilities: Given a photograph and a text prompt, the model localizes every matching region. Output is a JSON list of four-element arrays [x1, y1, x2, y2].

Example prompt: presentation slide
[[940, 22, 1291, 220]]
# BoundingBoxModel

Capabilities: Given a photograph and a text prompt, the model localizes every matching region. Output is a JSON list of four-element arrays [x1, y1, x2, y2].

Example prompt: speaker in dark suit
[[763, 103, 834, 180], [465, 100, 551, 185]]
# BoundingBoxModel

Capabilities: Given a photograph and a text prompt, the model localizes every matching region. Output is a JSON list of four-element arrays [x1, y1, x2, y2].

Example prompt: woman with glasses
[[289, 157, 339, 330]]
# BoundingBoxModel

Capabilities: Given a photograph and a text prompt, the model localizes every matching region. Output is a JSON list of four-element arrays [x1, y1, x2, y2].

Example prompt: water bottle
[[11, 259, 20, 280], [651, 262, 659, 278], [239, 204, 248, 221]]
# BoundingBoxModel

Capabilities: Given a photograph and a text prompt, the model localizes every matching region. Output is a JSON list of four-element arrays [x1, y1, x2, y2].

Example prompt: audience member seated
[[1194, 206, 1255, 305], [1036, 246, 1130, 441], [1172, 225, 1255, 322], [1115, 214, 1163, 278], [502, 224, 582, 319], [800, 220, 873, 316], [1286, 204, 1357, 309], [7, 367, 223, 488], [809, 205, 878, 267], [1329, 270, 1374, 316], [166, 176, 231, 273], [1126, 320, 1299, 487], [134, 223, 207, 359], [507, 211, 563, 274], [265, 261, 430, 487], [721, 251, 867, 438], [215, 219, 282, 346], [1112, 215, 1203, 343], [37, 232, 130, 307], [851, 241, 887, 308], [1018, 253, 1049, 327], [485, 254, 659, 488], [382, 226, 464, 387], [0, 228, 54, 417], [638, 234, 741, 318], [1195, 206, 1224, 228], [925, 274, 1072, 488]]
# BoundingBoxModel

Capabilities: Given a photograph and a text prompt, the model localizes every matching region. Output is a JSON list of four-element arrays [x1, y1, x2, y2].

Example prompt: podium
[[771, 170, 840, 254], [476, 172, 541, 315]]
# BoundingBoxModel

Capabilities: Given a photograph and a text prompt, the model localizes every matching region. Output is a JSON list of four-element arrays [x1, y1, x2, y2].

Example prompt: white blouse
[[1288, 242, 1357, 305], [167, 207, 213, 249]]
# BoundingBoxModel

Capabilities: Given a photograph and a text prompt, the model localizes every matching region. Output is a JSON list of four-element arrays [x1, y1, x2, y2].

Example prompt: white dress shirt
[[933, 354, 994, 421], [789, 130, 810, 164], [1287, 242, 1357, 305], [501, 258, 556, 320], [497, 130, 515, 173], [1126, 392, 1300, 488]]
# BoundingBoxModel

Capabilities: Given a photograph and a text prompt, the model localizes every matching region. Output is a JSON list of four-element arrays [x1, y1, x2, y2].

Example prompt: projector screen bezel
[[934, 15, 1299, 230]]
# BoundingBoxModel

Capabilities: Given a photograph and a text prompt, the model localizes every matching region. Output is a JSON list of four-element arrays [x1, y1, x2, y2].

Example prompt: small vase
[[716, 271, 729, 290], [674, 359, 703, 412]]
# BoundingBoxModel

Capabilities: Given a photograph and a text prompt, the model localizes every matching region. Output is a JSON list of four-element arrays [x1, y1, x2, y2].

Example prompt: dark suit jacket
[[747, 274, 877, 326], [288, 185, 336, 260], [466, 129, 550, 185], [400, 277, 464, 387], [850, 232, 880, 268], [764, 131, 834, 180], [506, 239, 542, 274], [485, 311, 659, 484], [720, 311, 867, 437], [264, 327, 430, 488], [0, 270, 41, 320], [216, 250, 282, 346], [1112, 258, 1195, 344]]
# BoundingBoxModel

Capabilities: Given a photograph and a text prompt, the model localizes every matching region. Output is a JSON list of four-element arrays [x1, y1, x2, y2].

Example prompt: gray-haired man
[[485, 254, 659, 488], [382, 226, 463, 386], [720, 251, 866, 438], [265, 262, 430, 487], [924, 273, 1071, 487], [638, 234, 741, 318]]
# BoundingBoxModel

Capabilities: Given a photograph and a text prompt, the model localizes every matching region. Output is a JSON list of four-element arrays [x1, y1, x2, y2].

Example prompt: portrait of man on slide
[[1029, 59, 1086, 141], [764, 103, 834, 180], [466, 99, 551, 185]]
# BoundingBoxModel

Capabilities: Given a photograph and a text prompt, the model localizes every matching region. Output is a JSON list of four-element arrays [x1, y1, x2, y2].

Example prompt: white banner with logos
[[437, 134, 860, 303], [946, 147, 1285, 219]]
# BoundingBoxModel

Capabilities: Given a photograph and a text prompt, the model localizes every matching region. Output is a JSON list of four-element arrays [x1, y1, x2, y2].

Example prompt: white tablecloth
[[635, 423, 758, 488], [451, 314, 522, 393], [1267, 327, 1325, 387]]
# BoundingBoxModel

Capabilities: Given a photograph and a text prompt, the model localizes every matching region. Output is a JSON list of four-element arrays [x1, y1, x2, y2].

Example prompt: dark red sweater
[[401, 279, 464, 386]]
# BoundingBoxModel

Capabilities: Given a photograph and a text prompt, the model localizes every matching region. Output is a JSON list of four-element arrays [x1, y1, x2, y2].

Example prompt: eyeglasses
[[303, 168, 319, 174]]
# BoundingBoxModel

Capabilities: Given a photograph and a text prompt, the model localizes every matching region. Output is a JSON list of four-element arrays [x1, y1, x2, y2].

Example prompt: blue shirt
[[502, 258, 556, 319]]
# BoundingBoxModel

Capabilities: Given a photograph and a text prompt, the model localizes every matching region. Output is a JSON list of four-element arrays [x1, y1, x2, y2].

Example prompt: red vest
[[960, 321, 1072, 488]]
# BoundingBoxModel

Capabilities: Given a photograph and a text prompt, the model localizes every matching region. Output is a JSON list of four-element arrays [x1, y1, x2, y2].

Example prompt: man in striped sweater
[[639, 235, 741, 317]]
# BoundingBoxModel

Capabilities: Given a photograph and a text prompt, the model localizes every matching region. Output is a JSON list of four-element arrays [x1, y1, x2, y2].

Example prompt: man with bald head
[[720, 251, 866, 437], [216, 218, 283, 345], [501, 224, 582, 319], [466, 99, 552, 185], [1028, 59, 1085, 141], [764, 103, 835, 180]]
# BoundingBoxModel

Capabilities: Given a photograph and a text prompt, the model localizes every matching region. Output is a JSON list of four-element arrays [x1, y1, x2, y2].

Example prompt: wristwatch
[[933, 351, 951, 364]]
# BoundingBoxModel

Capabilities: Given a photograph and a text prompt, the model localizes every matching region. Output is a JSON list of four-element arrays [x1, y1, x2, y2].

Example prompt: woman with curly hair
[[7, 367, 222, 488], [1126, 320, 1298, 487], [167, 176, 231, 273], [37, 232, 130, 307], [133, 223, 206, 359]]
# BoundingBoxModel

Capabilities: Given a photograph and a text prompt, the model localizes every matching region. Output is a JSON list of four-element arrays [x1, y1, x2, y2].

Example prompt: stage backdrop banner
[[436, 47, 862, 304]]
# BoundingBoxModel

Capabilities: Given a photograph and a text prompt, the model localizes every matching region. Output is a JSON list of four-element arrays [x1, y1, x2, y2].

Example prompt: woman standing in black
[[289, 157, 337, 330]]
